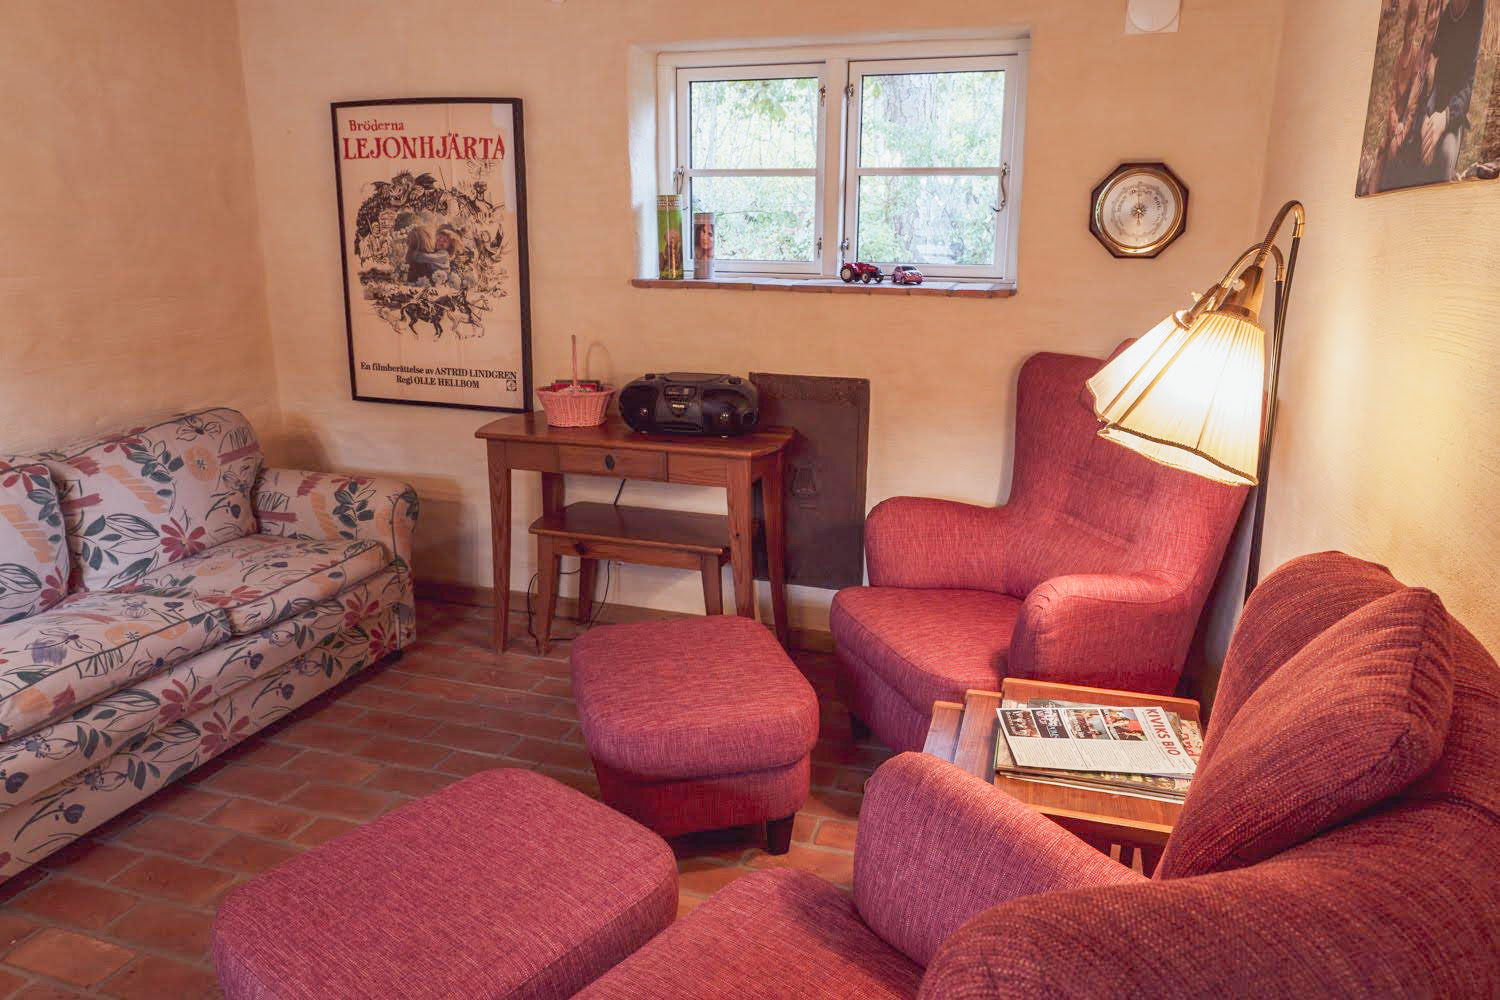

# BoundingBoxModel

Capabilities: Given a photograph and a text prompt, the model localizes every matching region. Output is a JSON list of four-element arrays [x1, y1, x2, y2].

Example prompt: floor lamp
[[1085, 200, 1305, 600]]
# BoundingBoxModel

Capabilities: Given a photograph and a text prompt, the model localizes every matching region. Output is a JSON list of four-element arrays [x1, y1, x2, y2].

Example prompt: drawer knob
[[604, 454, 616, 471]]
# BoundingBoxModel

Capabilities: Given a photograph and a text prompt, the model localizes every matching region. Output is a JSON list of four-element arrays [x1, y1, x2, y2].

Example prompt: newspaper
[[993, 697, 1198, 800], [1030, 698, 1203, 764], [997, 702, 1196, 776]]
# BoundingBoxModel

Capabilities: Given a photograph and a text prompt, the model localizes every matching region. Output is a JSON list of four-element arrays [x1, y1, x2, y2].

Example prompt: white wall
[[1254, 0, 1500, 651], [234, 0, 1282, 633], [0, 1, 279, 457]]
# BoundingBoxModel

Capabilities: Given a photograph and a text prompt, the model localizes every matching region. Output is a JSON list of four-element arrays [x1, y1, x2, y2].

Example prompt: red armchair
[[832, 349, 1248, 751], [579, 552, 1500, 998]]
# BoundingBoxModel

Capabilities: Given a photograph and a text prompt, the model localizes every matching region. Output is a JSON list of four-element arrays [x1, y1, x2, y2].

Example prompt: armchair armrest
[[252, 468, 419, 573], [1007, 572, 1194, 694], [852, 752, 1143, 967], [864, 497, 1013, 592]]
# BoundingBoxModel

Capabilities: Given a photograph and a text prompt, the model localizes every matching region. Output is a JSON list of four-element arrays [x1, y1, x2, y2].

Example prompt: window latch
[[844, 83, 855, 100], [672, 166, 684, 195], [994, 163, 1010, 213], [818, 84, 826, 106]]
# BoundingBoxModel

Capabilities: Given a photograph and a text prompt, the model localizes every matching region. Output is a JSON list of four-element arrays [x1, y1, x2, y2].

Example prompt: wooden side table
[[476, 413, 794, 653], [924, 678, 1201, 875]]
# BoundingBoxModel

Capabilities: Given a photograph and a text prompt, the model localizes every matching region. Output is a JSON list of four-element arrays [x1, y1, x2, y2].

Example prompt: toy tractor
[[839, 261, 884, 284]]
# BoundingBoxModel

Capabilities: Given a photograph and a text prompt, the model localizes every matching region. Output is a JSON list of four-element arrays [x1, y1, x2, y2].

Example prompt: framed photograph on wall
[[1357, 0, 1500, 195], [331, 98, 532, 411]]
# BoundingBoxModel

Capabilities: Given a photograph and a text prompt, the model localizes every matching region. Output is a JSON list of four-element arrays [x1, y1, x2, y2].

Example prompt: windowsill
[[629, 276, 1016, 298]]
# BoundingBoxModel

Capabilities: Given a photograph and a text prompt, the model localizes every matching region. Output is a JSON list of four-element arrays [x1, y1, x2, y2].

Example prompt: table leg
[[700, 554, 724, 615], [725, 461, 757, 622], [540, 471, 565, 518], [576, 555, 597, 623], [536, 536, 561, 655], [537, 470, 567, 648], [761, 454, 790, 647], [486, 441, 511, 654]]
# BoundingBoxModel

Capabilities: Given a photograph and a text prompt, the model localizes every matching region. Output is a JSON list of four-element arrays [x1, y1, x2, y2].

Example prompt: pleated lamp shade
[[1086, 306, 1267, 486]]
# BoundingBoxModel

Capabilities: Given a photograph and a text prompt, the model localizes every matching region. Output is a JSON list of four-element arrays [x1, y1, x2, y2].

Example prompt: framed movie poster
[[1358, 0, 1500, 195], [331, 98, 532, 411]]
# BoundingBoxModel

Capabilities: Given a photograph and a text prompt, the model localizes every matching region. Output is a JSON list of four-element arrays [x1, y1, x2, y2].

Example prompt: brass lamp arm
[[1222, 242, 1285, 288], [1188, 200, 1308, 320], [1225, 199, 1304, 287], [1252, 199, 1306, 275], [1180, 201, 1303, 329]]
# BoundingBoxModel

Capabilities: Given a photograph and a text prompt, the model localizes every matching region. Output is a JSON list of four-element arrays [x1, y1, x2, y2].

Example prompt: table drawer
[[557, 445, 666, 480]]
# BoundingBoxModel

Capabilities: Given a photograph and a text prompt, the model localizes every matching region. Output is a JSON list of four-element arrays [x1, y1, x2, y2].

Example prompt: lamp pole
[[1242, 201, 1304, 600]]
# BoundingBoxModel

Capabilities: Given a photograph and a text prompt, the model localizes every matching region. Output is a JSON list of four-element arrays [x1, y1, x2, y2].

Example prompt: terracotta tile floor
[[0, 599, 892, 997]]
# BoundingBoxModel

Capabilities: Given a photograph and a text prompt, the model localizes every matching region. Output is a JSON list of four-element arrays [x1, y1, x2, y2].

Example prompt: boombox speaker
[[620, 373, 760, 436]]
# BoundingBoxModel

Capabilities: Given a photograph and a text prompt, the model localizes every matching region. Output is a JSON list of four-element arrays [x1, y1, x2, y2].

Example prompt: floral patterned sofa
[[0, 408, 418, 879]]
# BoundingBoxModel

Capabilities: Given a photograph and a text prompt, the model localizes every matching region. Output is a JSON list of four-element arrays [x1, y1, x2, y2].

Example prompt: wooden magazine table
[[476, 413, 794, 653], [924, 678, 1201, 875]]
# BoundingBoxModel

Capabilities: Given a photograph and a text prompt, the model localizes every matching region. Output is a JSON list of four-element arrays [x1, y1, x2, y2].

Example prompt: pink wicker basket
[[536, 385, 615, 428]]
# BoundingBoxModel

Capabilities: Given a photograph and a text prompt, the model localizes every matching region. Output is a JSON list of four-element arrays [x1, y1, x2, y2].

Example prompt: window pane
[[859, 70, 1005, 169], [690, 77, 818, 170], [856, 175, 996, 266], [691, 176, 816, 262]]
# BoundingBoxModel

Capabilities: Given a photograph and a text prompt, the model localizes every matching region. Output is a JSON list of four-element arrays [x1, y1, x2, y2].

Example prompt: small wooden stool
[[530, 502, 731, 653]]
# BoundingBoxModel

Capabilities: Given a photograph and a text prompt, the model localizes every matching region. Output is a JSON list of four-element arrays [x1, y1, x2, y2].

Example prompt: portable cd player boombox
[[620, 373, 760, 436]]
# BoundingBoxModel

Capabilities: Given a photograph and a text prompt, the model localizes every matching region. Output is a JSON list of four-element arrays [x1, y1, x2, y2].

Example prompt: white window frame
[[844, 55, 1023, 280], [658, 38, 1027, 286], [675, 63, 828, 275]]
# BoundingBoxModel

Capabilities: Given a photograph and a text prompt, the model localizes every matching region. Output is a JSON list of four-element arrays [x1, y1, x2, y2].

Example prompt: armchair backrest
[[999, 351, 1246, 600]]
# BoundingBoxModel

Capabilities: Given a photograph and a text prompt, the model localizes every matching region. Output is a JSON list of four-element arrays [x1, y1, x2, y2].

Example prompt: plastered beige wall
[[0, 1, 279, 457], [234, 0, 1282, 629], [1254, 0, 1500, 651]]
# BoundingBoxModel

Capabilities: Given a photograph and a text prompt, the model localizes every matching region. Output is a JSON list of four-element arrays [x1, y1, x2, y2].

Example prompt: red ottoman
[[571, 616, 819, 853], [211, 769, 677, 999]]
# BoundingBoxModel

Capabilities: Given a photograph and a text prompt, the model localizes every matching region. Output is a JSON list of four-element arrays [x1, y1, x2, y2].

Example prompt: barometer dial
[[1090, 163, 1188, 258]]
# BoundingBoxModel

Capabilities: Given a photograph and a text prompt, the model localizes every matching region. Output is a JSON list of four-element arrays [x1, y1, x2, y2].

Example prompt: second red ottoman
[[571, 616, 819, 853], [212, 769, 677, 998]]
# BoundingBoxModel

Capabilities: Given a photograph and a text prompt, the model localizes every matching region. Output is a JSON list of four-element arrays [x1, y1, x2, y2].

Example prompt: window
[[677, 65, 825, 274], [660, 41, 1026, 283]]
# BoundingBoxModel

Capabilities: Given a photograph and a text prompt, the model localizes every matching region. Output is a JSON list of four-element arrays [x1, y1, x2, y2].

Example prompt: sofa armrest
[[1007, 572, 1194, 694], [864, 497, 1013, 592], [252, 469, 419, 572], [852, 752, 1143, 967]]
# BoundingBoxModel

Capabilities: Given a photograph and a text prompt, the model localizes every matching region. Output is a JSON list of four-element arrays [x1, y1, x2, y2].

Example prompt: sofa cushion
[[0, 591, 228, 741], [40, 408, 263, 591], [831, 587, 1022, 714], [1158, 585, 1455, 878], [578, 869, 922, 1000], [130, 534, 390, 635], [571, 616, 818, 781], [0, 463, 68, 624]]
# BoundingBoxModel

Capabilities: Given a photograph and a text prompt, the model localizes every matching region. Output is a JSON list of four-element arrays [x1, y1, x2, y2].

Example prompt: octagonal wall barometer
[[1089, 162, 1188, 258]]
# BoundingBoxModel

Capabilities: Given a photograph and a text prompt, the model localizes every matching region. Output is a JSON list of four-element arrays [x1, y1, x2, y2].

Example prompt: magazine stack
[[995, 696, 1203, 802]]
